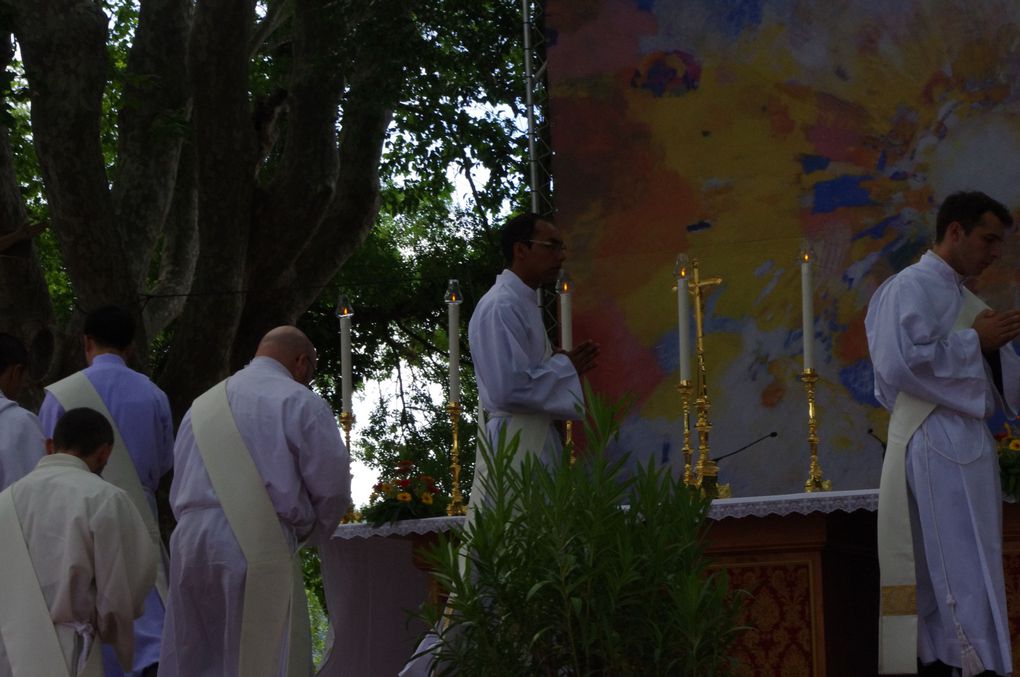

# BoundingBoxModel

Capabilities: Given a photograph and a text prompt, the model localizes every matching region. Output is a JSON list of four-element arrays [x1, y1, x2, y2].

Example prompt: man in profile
[[0, 332, 45, 490], [40, 305, 173, 677], [866, 191, 1020, 676], [0, 407, 156, 676], [160, 325, 351, 677], [468, 212, 599, 486]]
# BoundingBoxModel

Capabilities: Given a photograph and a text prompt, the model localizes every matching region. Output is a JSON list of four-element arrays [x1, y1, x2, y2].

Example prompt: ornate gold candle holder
[[801, 369, 832, 492], [693, 393, 730, 498], [339, 411, 354, 450], [446, 401, 467, 516], [565, 420, 575, 465], [678, 380, 694, 485]]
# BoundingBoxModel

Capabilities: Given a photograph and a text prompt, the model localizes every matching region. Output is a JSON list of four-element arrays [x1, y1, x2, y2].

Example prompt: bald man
[[159, 326, 351, 677]]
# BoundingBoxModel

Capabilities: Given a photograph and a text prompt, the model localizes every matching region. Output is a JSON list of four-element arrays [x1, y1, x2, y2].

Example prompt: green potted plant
[[414, 389, 746, 676]]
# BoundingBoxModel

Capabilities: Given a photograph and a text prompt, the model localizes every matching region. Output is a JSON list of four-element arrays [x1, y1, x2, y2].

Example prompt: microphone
[[713, 431, 778, 462]]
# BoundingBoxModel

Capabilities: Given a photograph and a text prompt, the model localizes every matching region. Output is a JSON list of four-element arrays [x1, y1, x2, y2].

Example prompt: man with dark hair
[[160, 326, 350, 677], [470, 212, 599, 483], [0, 407, 156, 675], [39, 305, 173, 677], [0, 333, 45, 490], [866, 190, 1020, 676]]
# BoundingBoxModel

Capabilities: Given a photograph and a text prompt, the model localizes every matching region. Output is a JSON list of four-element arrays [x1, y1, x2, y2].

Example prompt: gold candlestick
[[801, 369, 832, 492], [690, 259, 730, 499], [446, 401, 466, 515], [339, 411, 354, 450], [678, 379, 694, 486], [565, 420, 575, 465]]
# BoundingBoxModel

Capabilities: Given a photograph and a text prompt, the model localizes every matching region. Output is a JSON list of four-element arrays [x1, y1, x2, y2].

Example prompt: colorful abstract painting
[[546, 0, 1020, 495]]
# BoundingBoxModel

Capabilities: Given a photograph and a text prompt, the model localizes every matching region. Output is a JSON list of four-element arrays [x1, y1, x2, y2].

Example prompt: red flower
[[428, 485, 440, 494], [419, 474, 435, 484], [396, 479, 411, 488], [372, 483, 383, 492]]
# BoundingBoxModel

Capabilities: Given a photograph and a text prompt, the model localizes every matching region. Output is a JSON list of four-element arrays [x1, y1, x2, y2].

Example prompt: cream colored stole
[[45, 373, 169, 603], [0, 489, 102, 677], [190, 380, 310, 677], [877, 287, 987, 674]]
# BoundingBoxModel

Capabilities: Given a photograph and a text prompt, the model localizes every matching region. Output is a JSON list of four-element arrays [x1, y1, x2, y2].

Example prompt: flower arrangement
[[361, 458, 449, 526], [996, 423, 1020, 501]]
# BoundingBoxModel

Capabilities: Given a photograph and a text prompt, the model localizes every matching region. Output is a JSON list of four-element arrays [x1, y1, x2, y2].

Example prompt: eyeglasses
[[526, 239, 567, 253]]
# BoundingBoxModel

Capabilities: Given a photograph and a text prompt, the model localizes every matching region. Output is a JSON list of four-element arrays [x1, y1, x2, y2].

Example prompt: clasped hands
[[974, 309, 1020, 351], [557, 339, 600, 375]]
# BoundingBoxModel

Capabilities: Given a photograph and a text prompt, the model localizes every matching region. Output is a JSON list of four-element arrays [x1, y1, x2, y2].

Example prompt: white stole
[[877, 287, 988, 674], [44, 372, 169, 603], [190, 380, 310, 677], [0, 489, 102, 677]]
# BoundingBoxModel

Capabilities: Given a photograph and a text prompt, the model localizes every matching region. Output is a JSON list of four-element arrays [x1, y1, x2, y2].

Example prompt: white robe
[[0, 391, 45, 491], [467, 269, 582, 471], [160, 357, 351, 677], [866, 251, 1020, 675], [0, 454, 156, 676]]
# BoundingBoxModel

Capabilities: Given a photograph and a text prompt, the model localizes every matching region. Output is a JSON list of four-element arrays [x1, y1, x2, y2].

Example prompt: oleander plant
[[414, 386, 746, 676]]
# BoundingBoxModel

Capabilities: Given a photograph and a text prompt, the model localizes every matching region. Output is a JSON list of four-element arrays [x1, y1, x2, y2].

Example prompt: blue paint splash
[[812, 175, 875, 213], [687, 220, 712, 232], [710, 0, 764, 38], [800, 154, 830, 174], [839, 359, 880, 407]]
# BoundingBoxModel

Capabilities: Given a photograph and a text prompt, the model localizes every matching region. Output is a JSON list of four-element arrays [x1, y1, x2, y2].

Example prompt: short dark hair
[[83, 305, 134, 350], [0, 333, 28, 373], [52, 408, 114, 458], [500, 213, 545, 265], [935, 191, 1013, 242]]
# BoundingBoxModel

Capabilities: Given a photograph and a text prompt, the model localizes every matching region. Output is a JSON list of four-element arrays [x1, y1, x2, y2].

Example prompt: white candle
[[675, 255, 691, 381], [800, 243, 814, 372], [445, 280, 462, 403], [557, 270, 573, 351], [340, 314, 353, 413]]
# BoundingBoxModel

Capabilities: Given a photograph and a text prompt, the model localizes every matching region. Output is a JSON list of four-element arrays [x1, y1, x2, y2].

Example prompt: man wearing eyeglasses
[[467, 212, 600, 497]]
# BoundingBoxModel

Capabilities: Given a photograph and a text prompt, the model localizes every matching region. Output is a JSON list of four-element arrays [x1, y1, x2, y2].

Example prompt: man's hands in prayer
[[560, 340, 600, 375], [973, 309, 1020, 351]]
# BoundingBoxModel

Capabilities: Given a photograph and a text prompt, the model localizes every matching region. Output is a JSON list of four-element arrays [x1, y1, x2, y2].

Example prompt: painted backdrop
[[546, 0, 1020, 495]]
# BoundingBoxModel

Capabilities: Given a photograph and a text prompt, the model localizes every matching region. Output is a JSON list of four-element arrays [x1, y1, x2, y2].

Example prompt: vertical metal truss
[[521, 0, 560, 333]]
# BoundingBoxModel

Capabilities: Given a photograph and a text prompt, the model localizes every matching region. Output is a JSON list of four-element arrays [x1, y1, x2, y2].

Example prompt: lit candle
[[445, 280, 463, 403], [675, 254, 691, 381], [335, 295, 354, 413], [557, 270, 573, 351], [800, 242, 814, 372]]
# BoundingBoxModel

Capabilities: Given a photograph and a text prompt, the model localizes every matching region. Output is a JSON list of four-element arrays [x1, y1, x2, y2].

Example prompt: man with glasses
[[468, 212, 599, 493]]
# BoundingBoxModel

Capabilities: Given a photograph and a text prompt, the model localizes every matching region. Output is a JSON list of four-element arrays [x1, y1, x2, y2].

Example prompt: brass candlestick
[[446, 401, 466, 515], [339, 411, 354, 450], [690, 259, 731, 499], [801, 369, 832, 492], [678, 380, 694, 486], [565, 420, 576, 465]]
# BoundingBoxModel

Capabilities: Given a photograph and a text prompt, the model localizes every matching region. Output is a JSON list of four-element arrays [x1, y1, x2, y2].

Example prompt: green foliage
[[416, 390, 746, 676]]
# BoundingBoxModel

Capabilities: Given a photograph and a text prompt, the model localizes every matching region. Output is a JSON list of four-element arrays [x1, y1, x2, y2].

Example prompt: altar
[[316, 491, 1020, 677]]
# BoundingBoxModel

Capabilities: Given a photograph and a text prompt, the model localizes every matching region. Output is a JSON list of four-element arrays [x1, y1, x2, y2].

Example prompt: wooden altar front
[[316, 492, 1020, 677]]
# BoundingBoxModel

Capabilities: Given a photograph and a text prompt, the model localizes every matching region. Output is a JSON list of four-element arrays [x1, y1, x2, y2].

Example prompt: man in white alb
[[468, 212, 599, 491], [160, 325, 351, 677], [0, 407, 156, 677], [866, 191, 1020, 677], [0, 333, 45, 490]]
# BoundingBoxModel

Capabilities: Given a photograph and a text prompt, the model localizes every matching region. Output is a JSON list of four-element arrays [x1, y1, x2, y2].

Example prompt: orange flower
[[1009, 439, 1020, 452], [396, 492, 412, 502], [420, 493, 434, 505]]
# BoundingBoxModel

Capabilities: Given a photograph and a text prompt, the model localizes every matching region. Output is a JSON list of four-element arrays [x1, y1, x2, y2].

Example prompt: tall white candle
[[340, 313, 353, 413], [445, 280, 462, 403], [800, 243, 815, 372], [557, 270, 573, 351], [675, 254, 691, 381]]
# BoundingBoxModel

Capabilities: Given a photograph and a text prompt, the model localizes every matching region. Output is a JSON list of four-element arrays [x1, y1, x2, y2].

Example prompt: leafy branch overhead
[[0, 0, 530, 424]]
